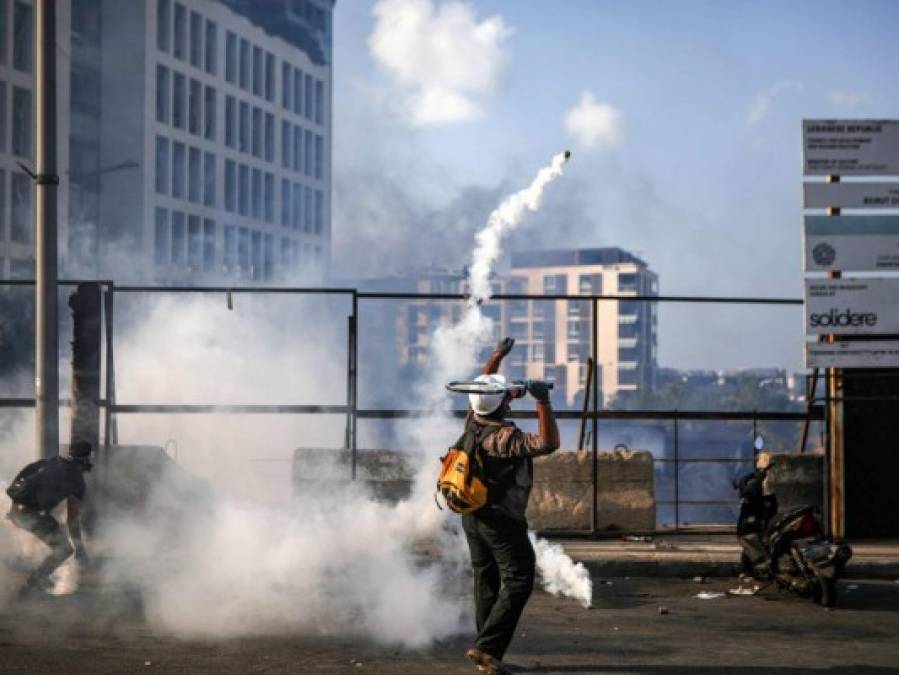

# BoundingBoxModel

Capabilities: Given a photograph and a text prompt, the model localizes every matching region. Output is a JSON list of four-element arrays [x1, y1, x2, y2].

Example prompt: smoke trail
[[468, 150, 571, 304], [530, 534, 592, 608]]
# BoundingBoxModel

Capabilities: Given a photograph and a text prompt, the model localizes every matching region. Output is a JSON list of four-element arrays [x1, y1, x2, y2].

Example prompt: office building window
[[543, 274, 567, 294], [12, 86, 31, 157], [0, 1, 6, 65], [291, 241, 300, 268], [264, 173, 274, 222], [203, 218, 215, 271], [304, 130, 313, 176], [224, 95, 235, 147], [280, 120, 290, 168], [225, 31, 236, 83], [188, 79, 201, 135], [292, 183, 301, 230], [261, 52, 274, 102], [173, 3, 186, 60], [314, 135, 323, 179], [203, 152, 215, 207], [304, 186, 314, 232], [263, 233, 273, 280], [578, 273, 602, 295], [157, 0, 171, 52], [238, 226, 249, 270], [314, 79, 323, 124], [293, 126, 303, 172], [239, 101, 249, 152], [189, 11, 201, 67], [154, 208, 169, 265], [618, 272, 638, 293], [204, 20, 216, 75], [281, 63, 291, 109], [251, 168, 262, 219], [314, 190, 323, 234], [238, 164, 249, 215], [251, 106, 262, 157], [154, 136, 169, 194], [281, 237, 291, 268], [239, 38, 249, 90], [0, 170, 5, 240], [251, 230, 262, 280], [172, 72, 185, 128], [293, 68, 303, 115], [13, 1, 32, 73], [304, 73, 313, 119], [11, 172, 31, 242], [204, 86, 216, 140], [224, 224, 236, 268], [188, 146, 201, 203], [0, 83, 6, 151], [172, 141, 186, 198], [224, 159, 236, 212], [171, 211, 185, 264], [281, 178, 290, 226], [156, 65, 170, 123], [252, 46, 263, 97], [187, 215, 201, 268], [264, 113, 274, 162]]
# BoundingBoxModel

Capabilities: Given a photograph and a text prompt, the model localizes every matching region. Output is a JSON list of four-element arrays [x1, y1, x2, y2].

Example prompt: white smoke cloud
[[368, 0, 512, 125], [746, 80, 803, 125], [564, 92, 624, 151], [828, 89, 873, 108]]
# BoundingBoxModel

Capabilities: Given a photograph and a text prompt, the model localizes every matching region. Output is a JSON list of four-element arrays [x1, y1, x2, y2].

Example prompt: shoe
[[17, 574, 53, 599], [466, 647, 512, 675]]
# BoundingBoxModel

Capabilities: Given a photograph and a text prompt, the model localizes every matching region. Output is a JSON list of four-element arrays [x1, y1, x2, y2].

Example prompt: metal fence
[[0, 280, 824, 535]]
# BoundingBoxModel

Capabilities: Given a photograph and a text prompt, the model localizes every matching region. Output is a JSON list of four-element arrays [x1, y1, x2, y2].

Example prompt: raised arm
[[483, 337, 515, 375]]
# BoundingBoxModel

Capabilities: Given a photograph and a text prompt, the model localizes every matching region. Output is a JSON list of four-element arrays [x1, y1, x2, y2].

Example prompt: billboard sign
[[804, 216, 899, 271], [805, 277, 899, 335], [806, 340, 899, 368], [803, 120, 899, 176], [804, 181, 899, 209]]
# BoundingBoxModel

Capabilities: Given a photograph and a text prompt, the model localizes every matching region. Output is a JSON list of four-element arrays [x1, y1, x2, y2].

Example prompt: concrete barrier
[[758, 451, 824, 515], [528, 449, 655, 532]]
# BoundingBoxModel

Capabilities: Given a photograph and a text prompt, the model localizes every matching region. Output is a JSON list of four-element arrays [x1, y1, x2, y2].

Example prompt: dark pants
[[7, 504, 73, 584], [462, 510, 536, 660]]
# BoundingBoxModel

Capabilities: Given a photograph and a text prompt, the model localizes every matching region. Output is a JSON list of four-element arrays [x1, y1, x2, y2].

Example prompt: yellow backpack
[[436, 421, 500, 513]]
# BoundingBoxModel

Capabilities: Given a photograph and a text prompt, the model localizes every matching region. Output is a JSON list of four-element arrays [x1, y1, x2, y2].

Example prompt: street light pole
[[34, 0, 59, 459]]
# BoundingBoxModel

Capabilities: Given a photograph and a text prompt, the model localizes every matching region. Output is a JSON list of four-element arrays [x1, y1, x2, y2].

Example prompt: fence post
[[674, 413, 680, 533], [102, 284, 116, 451], [350, 292, 358, 480], [591, 297, 599, 536]]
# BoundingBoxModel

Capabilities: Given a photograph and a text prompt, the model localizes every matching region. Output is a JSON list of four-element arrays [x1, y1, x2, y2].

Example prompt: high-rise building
[[509, 248, 658, 406], [1, 0, 334, 283]]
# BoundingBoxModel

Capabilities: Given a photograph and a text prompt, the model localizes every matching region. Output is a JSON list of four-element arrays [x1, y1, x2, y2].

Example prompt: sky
[[329, 0, 899, 371]]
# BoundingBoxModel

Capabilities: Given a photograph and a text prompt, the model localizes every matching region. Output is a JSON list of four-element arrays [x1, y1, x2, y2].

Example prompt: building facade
[[360, 248, 659, 409], [1, 0, 334, 283]]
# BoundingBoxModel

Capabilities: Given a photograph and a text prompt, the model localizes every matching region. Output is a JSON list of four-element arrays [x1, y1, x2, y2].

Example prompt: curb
[[577, 559, 899, 580]]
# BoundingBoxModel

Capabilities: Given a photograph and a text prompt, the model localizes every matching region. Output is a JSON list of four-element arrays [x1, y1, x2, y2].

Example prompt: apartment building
[[509, 248, 658, 407], [1, 0, 334, 283]]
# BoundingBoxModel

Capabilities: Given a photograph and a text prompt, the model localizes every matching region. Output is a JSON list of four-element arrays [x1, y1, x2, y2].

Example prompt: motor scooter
[[735, 436, 852, 607]]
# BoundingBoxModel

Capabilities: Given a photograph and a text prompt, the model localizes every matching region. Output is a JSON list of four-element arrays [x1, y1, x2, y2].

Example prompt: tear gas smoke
[[529, 534, 592, 608], [468, 150, 571, 304]]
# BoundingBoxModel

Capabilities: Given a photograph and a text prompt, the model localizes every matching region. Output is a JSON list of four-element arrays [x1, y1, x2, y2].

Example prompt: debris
[[622, 535, 652, 542], [599, 580, 614, 586], [728, 586, 759, 596], [693, 576, 706, 584], [658, 606, 669, 615], [846, 584, 859, 590], [612, 626, 620, 631], [144, 662, 152, 667], [696, 591, 725, 600]]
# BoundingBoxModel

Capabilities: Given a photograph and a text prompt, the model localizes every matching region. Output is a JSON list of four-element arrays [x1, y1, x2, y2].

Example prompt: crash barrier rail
[[0, 280, 823, 534]]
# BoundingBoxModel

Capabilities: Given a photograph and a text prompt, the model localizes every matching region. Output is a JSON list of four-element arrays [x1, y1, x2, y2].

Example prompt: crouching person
[[5, 441, 92, 596], [462, 338, 560, 675]]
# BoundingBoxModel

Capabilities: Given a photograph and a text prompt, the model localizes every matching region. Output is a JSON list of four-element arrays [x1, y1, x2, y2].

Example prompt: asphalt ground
[[1, 576, 898, 674]]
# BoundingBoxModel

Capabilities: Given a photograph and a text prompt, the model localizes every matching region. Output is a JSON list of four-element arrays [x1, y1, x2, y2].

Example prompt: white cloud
[[746, 80, 803, 125], [368, 0, 511, 126], [828, 89, 873, 108], [563, 92, 624, 151]]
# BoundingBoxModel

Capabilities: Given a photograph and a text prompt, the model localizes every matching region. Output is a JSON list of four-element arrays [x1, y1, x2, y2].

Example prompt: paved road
[[1, 577, 898, 674]]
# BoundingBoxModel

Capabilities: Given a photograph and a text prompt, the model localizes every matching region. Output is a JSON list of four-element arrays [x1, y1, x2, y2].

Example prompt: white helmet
[[469, 373, 507, 416]]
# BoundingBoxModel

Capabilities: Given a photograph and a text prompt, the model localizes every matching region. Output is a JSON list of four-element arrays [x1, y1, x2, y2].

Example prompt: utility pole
[[34, 0, 59, 459]]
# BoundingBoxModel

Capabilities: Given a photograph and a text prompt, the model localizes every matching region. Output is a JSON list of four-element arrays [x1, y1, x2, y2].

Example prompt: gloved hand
[[495, 337, 515, 358], [527, 380, 551, 403]]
